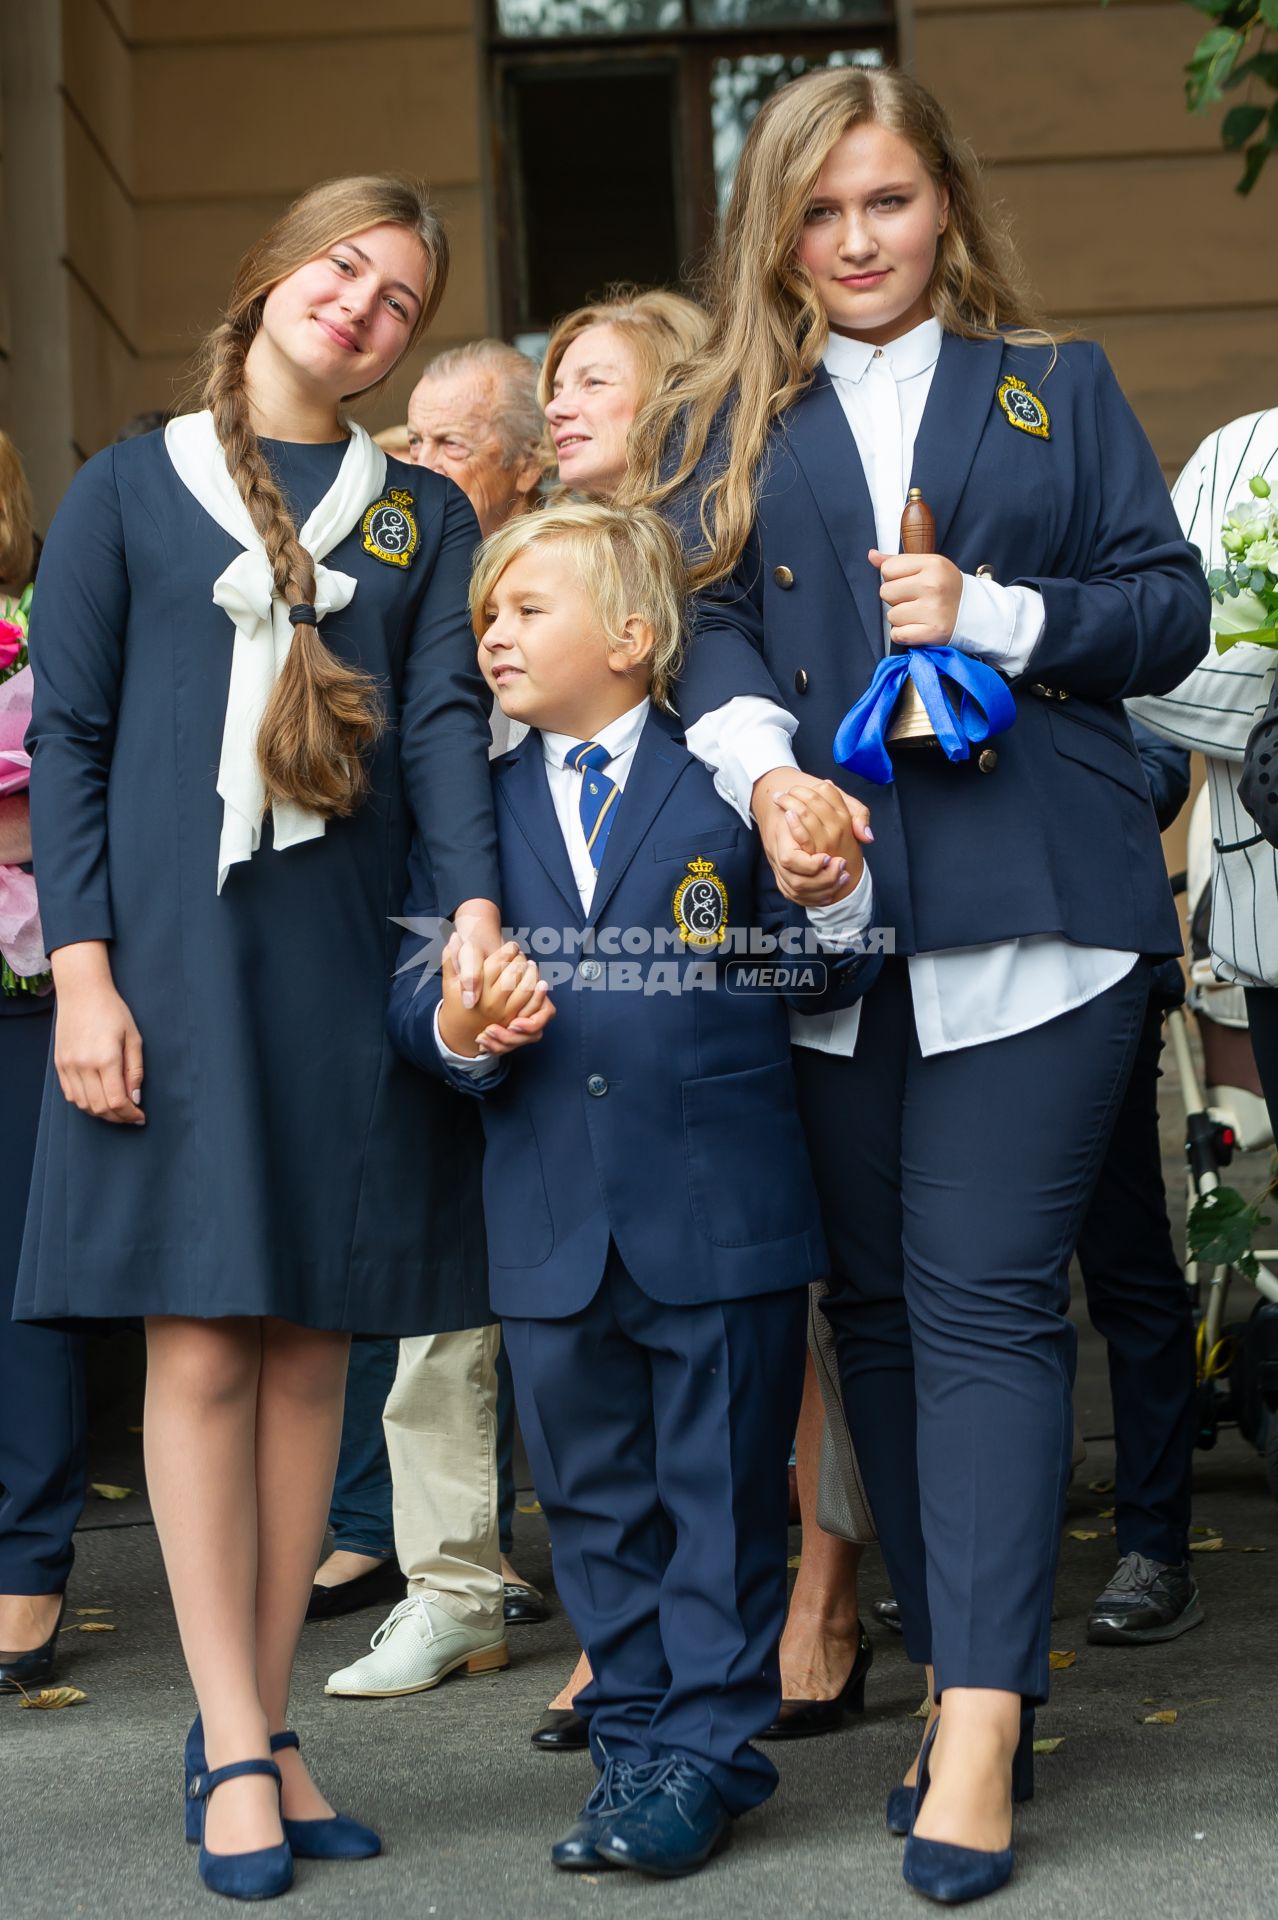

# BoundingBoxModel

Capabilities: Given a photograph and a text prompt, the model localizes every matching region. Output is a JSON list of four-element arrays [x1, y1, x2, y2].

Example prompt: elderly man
[[323, 344, 549, 1706], [408, 339, 544, 539]]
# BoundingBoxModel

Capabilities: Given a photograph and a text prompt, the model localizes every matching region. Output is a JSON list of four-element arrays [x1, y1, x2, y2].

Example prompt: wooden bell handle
[[900, 487, 936, 556]]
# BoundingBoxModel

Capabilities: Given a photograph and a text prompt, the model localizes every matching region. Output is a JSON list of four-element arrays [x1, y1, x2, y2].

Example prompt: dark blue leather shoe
[[187, 1717, 380, 1860], [188, 1757, 294, 1901], [887, 1706, 1035, 1837], [900, 1719, 1014, 1904], [550, 1758, 647, 1871], [595, 1756, 732, 1879]]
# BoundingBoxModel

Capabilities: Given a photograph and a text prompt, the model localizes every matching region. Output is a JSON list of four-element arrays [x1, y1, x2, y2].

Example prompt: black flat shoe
[[504, 1582, 550, 1627], [758, 1621, 872, 1740], [305, 1559, 403, 1623], [0, 1594, 66, 1692], [532, 1708, 589, 1751]]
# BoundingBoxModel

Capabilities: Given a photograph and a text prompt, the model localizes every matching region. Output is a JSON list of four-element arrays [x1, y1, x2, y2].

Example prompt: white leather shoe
[[324, 1590, 510, 1698]]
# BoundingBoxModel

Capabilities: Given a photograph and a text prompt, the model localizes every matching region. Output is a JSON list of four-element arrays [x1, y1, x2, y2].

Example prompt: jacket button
[[794, 669, 809, 694], [578, 959, 602, 982], [773, 565, 794, 589], [978, 748, 998, 773], [586, 1074, 608, 1097], [975, 564, 994, 579]]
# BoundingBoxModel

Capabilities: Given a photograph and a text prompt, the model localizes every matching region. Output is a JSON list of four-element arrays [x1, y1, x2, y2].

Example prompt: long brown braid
[[196, 175, 449, 819]]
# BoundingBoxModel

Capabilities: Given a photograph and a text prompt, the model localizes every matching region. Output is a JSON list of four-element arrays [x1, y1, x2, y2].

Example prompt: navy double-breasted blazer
[[389, 705, 879, 1318], [672, 334, 1212, 959]]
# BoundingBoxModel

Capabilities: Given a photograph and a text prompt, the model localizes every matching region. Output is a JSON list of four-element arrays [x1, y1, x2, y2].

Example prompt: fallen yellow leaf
[[17, 1685, 87, 1711], [1192, 1526, 1220, 1538], [1048, 1650, 1076, 1671], [1141, 1697, 1159, 1705], [1087, 1479, 1115, 1495], [90, 1484, 136, 1501], [1142, 1710, 1177, 1725], [1098, 1507, 1116, 1519], [72, 1608, 112, 1617], [1032, 1737, 1065, 1755], [911, 1697, 931, 1719], [1068, 1530, 1100, 1542], [1190, 1538, 1224, 1553], [75, 1622, 115, 1633], [515, 1500, 542, 1515], [1239, 1546, 1268, 1553], [787, 1555, 801, 1569]]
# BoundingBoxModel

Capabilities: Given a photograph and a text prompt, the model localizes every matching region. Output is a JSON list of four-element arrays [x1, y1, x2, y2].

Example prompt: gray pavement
[[4, 1041, 1278, 1920]]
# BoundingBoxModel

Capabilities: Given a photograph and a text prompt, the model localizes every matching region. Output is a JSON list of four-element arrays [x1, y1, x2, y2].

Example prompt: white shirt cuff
[[804, 863, 874, 950], [684, 696, 799, 828], [951, 575, 1045, 679], [433, 1001, 501, 1078]]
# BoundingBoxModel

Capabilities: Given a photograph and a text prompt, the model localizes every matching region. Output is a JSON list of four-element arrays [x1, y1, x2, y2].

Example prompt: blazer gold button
[[794, 669, 809, 694], [975, 564, 994, 579], [773, 565, 794, 589], [978, 748, 998, 773]]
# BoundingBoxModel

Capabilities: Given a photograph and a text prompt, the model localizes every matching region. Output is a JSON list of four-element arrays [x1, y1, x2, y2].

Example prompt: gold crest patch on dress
[[673, 857, 729, 951], [997, 375, 1050, 441], [361, 489, 418, 567]]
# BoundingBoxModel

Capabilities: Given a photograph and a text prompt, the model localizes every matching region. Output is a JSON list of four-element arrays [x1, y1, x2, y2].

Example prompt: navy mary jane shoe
[[188, 1757, 293, 1902], [900, 1719, 1015, 1904], [186, 1718, 380, 1859], [887, 1705, 1035, 1837]]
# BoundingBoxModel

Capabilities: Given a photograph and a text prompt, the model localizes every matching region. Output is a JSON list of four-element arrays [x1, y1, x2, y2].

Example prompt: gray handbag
[[808, 1281, 878, 1545]]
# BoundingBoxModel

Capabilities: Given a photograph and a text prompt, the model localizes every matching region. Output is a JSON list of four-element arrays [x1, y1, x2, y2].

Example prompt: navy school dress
[[15, 434, 498, 1335], [671, 333, 1212, 1703]]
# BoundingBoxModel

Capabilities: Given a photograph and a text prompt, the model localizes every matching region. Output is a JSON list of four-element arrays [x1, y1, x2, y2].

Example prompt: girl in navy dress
[[17, 176, 502, 1899], [630, 70, 1209, 1902]]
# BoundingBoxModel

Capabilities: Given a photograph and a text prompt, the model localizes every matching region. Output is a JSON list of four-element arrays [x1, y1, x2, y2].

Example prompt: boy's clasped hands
[[437, 933, 556, 1061]]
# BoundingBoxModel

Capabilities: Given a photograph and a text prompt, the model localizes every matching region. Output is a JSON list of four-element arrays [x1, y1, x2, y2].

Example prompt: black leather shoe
[[305, 1559, 403, 1622], [531, 1708, 589, 1751], [551, 1758, 645, 1871], [597, 1757, 732, 1878], [503, 1581, 550, 1626], [759, 1620, 872, 1740], [874, 1597, 904, 1634], [1087, 1553, 1204, 1645], [0, 1594, 66, 1692]]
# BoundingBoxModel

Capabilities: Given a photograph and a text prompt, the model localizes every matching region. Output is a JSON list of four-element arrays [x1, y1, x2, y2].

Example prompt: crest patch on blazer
[[673, 857, 729, 951], [362, 489, 418, 567], [996, 375, 1050, 441]]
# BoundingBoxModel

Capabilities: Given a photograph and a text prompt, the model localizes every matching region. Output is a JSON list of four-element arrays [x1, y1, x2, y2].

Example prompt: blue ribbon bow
[[833, 647, 1016, 785]]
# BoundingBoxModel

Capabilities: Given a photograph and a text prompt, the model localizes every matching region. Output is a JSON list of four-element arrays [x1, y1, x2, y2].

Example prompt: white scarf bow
[[165, 410, 386, 892]]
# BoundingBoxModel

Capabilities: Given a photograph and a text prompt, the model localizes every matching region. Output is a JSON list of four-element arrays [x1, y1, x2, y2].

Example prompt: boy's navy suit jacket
[[388, 703, 880, 1319], [670, 335, 1213, 960]]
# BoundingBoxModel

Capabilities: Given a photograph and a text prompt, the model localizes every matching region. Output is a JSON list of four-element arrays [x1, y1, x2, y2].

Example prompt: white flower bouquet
[[1209, 474, 1278, 651]]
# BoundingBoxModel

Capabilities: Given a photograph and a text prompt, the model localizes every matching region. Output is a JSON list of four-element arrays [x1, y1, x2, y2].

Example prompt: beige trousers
[[381, 1323, 503, 1634]]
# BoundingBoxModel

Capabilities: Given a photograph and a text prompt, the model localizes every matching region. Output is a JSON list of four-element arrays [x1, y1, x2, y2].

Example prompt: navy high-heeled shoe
[[186, 1717, 380, 1859], [886, 1705, 1035, 1836], [188, 1757, 293, 1901], [900, 1719, 1015, 1905]]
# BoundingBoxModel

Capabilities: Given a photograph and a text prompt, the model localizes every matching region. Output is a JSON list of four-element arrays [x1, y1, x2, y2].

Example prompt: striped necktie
[[566, 740, 620, 870]]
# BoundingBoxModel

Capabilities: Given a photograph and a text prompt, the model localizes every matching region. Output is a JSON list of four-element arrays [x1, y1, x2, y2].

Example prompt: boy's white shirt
[[435, 695, 873, 1074]]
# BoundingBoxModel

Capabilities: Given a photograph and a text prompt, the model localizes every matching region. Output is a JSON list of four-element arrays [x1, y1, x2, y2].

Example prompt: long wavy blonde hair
[[625, 67, 1047, 587], [0, 430, 35, 594], [194, 175, 449, 820], [539, 288, 709, 497]]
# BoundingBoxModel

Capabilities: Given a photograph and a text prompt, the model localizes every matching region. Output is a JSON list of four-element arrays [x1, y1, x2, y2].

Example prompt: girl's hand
[[452, 897, 503, 1010], [775, 778, 867, 899], [870, 549, 963, 648], [49, 941, 145, 1125], [751, 769, 872, 908], [439, 937, 553, 1058]]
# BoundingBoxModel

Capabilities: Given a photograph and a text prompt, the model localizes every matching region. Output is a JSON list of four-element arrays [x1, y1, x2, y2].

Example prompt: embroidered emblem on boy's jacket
[[673, 857, 729, 951], [996, 375, 1050, 441], [362, 489, 418, 567]]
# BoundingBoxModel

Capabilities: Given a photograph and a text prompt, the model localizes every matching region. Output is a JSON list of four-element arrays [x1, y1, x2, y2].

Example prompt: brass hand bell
[[886, 488, 940, 747]]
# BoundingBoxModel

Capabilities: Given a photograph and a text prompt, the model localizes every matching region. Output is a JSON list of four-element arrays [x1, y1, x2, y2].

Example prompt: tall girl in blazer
[[17, 177, 502, 1899], [629, 69, 1210, 1901]]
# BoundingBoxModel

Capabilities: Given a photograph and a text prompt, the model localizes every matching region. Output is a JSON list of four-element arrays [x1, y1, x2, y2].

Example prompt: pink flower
[[0, 618, 22, 673], [0, 664, 33, 796]]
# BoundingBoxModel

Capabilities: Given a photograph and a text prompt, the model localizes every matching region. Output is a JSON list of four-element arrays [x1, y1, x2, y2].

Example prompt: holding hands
[[870, 548, 963, 648], [751, 769, 872, 908], [438, 935, 555, 1061]]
